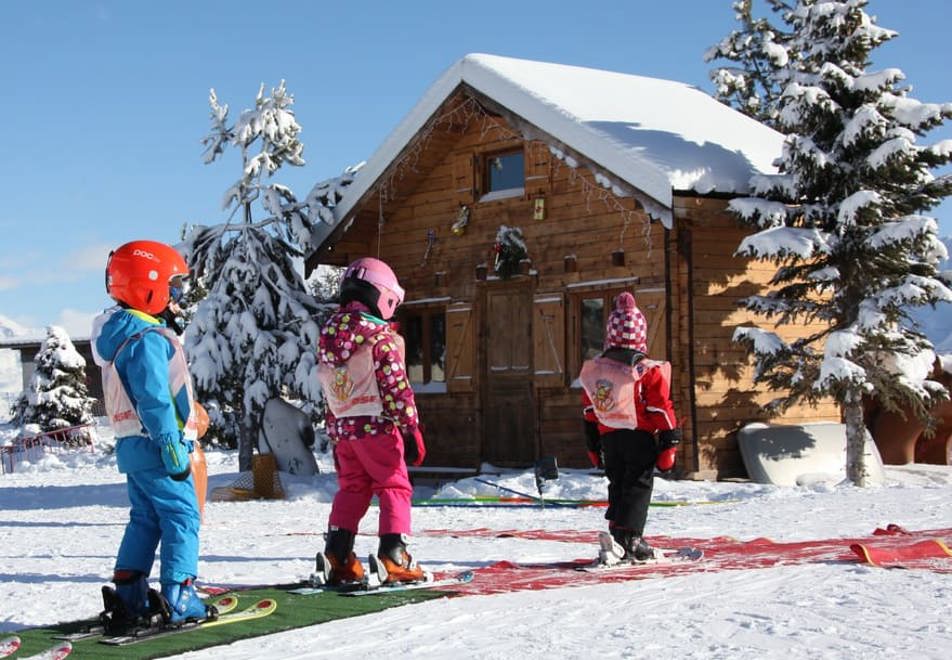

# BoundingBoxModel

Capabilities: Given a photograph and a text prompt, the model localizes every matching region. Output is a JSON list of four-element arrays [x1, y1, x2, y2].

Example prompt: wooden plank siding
[[674, 196, 839, 476]]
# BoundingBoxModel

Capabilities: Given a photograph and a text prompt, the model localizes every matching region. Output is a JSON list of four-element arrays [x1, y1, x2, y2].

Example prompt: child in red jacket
[[579, 292, 680, 562]]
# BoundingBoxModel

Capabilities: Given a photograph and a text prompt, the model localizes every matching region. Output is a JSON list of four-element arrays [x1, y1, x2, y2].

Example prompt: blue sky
[[1, 1, 949, 336]]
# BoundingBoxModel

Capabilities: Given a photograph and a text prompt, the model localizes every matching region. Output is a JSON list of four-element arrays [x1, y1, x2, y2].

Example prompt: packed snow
[[1, 420, 950, 659]]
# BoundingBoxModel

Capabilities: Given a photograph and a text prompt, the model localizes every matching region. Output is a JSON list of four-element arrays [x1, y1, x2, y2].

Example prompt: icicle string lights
[[371, 94, 651, 255]]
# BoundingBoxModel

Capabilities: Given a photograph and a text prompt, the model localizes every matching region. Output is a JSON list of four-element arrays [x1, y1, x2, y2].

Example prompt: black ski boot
[[630, 536, 657, 561], [610, 528, 657, 561], [99, 570, 166, 634]]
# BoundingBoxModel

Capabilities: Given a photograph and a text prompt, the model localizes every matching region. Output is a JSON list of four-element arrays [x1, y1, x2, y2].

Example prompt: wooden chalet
[[305, 54, 838, 478]]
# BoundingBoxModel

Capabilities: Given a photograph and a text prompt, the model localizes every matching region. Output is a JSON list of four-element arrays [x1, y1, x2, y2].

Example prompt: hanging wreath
[[493, 225, 527, 279]]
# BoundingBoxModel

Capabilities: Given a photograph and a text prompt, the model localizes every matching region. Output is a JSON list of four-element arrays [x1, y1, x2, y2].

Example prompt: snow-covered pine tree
[[11, 326, 95, 443], [182, 81, 327, 466], [723, 0, 952, 485], [705, 0, 795, 129]]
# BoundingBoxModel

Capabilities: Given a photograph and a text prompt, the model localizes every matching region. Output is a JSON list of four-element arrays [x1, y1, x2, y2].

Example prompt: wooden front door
[[481, 281, 536, 466]]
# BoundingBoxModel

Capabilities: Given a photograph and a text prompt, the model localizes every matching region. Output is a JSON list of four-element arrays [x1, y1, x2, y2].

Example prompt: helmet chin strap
[[159, 305, 185, 334]]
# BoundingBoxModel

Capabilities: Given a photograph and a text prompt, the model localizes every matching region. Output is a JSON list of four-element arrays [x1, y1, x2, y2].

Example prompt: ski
[[288, 581, 372, 596], [0, 636, 21, 658], [19, 641, 72, 660], [576, 531, 703, 572], [341, 570, 474, 596], [99, 597, 275, 647], [577, 547, 704, 571], [53, 592, 239, 642]]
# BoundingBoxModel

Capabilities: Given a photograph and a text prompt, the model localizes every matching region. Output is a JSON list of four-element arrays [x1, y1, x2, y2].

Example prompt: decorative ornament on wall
[[420, 228, 438, 267], [533, 196, 546, 221], [493, 224, 528, 279], [451, 204, 470, 236]]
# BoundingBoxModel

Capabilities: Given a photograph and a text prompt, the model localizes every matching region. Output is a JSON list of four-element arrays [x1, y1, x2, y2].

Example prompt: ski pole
[[472, 478, 573, 508]]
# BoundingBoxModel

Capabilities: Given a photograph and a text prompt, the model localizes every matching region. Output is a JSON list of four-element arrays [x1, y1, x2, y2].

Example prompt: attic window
[[480, 149, 524, 201]]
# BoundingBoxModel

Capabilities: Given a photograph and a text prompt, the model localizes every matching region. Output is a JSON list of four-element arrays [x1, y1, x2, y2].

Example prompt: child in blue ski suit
[[91, 240, 213, 631]]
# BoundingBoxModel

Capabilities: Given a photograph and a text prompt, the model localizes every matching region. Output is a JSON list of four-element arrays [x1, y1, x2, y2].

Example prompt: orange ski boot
[[373, 533, 427, 584], [317, 528, 366, 586]]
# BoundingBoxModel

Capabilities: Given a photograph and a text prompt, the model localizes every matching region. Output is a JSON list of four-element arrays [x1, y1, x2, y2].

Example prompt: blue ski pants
[[115, 465, 200, 585]]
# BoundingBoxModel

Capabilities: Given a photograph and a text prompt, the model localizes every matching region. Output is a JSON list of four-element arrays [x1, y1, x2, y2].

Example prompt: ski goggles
[[169, 275, 190, 303]]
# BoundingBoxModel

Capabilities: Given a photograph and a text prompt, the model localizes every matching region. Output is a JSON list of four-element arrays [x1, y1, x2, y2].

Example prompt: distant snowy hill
[[0, 315, 29, 417], [0, 313, 32, 338]]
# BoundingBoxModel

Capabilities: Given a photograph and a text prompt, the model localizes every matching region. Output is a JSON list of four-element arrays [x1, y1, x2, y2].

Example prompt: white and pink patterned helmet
[[341, 257, 405, 320]]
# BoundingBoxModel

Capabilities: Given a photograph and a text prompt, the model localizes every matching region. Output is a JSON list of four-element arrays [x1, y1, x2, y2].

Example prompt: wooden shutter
[[533, 294, 565, 387], [524, 141, 550, 195], [452, 152, 474, 205], [635, 288, 667, 360], [445, 303, 475, 392]]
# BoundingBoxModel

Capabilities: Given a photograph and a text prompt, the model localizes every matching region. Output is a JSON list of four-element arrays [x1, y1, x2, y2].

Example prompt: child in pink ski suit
[[579, 292, 681, 561], [317, 257, 427, 584]]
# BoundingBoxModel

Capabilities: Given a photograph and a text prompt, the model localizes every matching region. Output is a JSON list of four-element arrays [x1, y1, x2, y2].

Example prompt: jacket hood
[[90, 306, 163, 366], [319, 301, 388, 367]]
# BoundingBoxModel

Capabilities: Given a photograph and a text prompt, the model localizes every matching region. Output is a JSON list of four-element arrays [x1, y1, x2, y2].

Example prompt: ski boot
[[602, 527, 657, 564], [161, 579, 217, 626], [371, 533, 428, 584], [99, 570, 165, 634], [597, 530, 626, 566], [314, 527, 366, 587], [630, 536, 657, 561]]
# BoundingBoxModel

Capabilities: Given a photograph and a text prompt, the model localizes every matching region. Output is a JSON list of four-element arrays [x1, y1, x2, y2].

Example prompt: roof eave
[[310, 57, 682, 260]]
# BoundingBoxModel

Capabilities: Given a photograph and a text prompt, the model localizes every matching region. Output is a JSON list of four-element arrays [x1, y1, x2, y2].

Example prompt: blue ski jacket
[[91, 307, 192, 474]]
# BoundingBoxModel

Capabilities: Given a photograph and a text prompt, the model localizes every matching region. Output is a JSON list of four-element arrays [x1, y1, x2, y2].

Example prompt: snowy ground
[[1, 425, 950, 659]]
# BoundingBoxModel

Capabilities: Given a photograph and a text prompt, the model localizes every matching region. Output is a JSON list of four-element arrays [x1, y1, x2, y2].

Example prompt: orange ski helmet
[[106, 240, 189, 315]]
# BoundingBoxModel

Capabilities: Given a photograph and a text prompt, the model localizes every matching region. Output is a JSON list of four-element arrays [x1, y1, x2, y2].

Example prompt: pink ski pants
[[328, 427, 413, 535]]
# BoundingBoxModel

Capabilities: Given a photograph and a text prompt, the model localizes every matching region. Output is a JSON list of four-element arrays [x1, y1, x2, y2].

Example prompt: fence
[[0, 424, 95, 474]]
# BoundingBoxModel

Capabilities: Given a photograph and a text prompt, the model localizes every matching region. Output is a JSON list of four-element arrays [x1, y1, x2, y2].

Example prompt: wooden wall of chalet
[[326, 114, 672, 470], [673, 197, 839, 476]]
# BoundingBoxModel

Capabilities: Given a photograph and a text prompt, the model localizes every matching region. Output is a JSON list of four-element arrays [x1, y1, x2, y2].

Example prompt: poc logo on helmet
[[133, 249, 158, 261]]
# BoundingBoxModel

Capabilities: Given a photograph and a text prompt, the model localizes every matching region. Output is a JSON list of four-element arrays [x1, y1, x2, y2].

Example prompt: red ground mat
[[421, 525, 952, 596]]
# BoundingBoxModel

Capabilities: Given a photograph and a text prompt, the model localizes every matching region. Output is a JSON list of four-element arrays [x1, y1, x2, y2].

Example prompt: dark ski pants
[[601, 429, 658, 536]]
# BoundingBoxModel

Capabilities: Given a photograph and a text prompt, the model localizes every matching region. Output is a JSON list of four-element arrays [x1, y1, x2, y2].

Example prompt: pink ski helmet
[[341, 257, 405, 320]]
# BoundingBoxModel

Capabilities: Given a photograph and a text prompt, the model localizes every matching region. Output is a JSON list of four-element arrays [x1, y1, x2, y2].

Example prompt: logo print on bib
[[331, 366, 355, 402], [592, 379, 616, 413]]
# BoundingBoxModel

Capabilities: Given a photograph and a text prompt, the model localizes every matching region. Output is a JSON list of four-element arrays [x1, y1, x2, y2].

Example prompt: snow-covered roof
[[324, 53, 785, 234]]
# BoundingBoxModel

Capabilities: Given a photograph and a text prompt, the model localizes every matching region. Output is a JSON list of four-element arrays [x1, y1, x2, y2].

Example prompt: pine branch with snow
[[705, 0, 796, 128], [726, 0, 952, 485]]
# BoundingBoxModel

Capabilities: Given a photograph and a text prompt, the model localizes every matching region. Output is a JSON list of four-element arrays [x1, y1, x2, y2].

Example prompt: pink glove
[[403, 427, 426, 466]]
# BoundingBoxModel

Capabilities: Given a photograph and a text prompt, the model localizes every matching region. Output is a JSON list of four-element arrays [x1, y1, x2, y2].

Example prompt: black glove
[[656, 428, 682, 473]]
